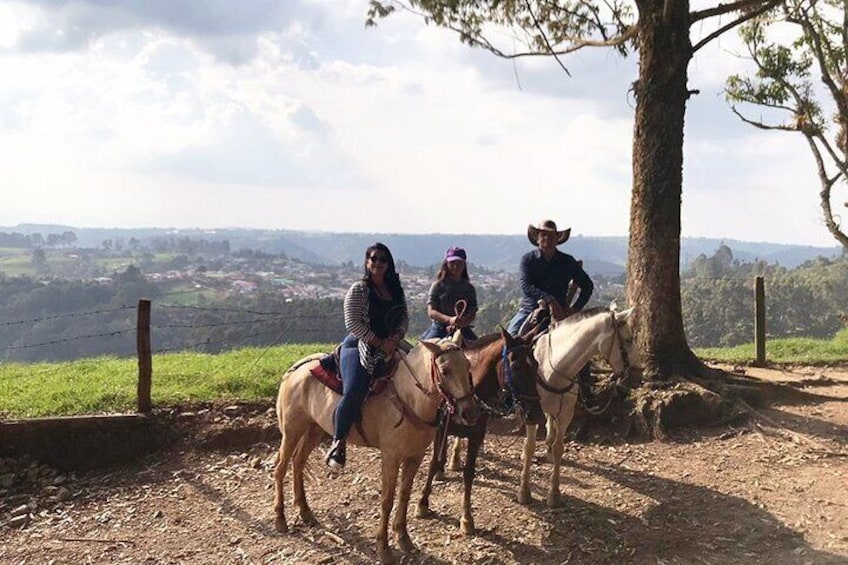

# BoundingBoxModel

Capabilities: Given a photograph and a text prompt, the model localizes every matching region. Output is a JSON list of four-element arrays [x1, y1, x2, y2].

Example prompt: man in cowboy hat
[[506, 219, 594, 336]]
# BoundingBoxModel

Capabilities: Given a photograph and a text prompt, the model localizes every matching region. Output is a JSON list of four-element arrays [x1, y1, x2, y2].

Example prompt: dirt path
[[2, 365, 847, 564]]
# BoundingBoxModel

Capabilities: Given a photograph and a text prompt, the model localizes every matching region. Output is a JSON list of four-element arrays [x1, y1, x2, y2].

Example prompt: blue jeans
[[506, 309, 533, 336], [421, 322, 477, 341], [334, 334, 372, 441]]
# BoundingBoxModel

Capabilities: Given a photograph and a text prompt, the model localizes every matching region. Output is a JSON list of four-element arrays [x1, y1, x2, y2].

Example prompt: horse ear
[[609, 300, 619, 312], [419, 339, 441, 357], [451, 329, 463, 346], [615, 307, 634, 325], [499, 325, 516, 346]]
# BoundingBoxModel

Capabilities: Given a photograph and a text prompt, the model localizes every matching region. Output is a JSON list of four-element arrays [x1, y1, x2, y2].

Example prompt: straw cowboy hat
[[527, 219, 571, 246]]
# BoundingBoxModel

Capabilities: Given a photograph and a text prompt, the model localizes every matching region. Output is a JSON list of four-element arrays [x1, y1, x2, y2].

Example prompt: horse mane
[[561, 306, 609, 324], [462, 332, 502, 351]]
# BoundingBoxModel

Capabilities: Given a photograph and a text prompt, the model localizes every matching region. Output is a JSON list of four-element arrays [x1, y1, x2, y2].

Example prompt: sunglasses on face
[[368, 255, 389, 264]]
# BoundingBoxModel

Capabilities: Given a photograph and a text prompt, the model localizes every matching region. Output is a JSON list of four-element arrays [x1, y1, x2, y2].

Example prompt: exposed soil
[[2, 364, 847, 564]]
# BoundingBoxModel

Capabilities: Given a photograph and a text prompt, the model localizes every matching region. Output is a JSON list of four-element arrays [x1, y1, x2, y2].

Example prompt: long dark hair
[[362, 242, 405, 303], [436, 260, 470, 282]]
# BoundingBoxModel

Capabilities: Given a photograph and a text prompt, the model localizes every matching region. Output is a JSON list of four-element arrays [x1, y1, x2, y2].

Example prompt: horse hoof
[[299, 509, 317, 526], [378, 546, 394, 564], [434, 470, 446, 481], [397, 534, 416, 553], [274, 516, 288, 533], [517, 490, 532, 505], [460, 517, 475, 536], [547, 494, 561, 507], [416, 504, 433, 519]]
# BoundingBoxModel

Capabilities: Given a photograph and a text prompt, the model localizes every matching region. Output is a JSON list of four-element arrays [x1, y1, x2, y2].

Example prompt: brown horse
[[272, 331, 479, 564], [416, 328, 545, 535]]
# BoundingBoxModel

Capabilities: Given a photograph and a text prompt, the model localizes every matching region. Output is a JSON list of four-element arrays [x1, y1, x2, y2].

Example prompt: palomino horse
[[273, 331, 479, 564], [416, 328, 545, 535], [518, 306, 637, 507]]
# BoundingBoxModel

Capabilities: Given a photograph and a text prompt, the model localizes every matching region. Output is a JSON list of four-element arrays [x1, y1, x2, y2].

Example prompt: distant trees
[[0, 231, 78, 248], [681, 248, 847, 346]]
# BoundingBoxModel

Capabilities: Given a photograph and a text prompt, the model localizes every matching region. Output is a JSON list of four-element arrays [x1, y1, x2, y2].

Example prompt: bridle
[[395, 342, 475, 427], [497, 342, 541, 416], [536, 310, 634, 403]]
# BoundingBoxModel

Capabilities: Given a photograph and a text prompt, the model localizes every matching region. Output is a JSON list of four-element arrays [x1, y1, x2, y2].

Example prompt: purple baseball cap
[[445, 246, 467, 262]]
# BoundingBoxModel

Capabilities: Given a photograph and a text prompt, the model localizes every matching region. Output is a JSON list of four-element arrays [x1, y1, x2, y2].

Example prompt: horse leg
[[291, 424, 324, 526], [394, 453, 426, 554], [544, 413, 557, 462], [273, 429, 300, 533], [376, 454, 401, 564], [460, 422, 485, 535], [518, 423, 537, 505], [547, 418, 567, 507], [447, 437, 463, 472], [416, 435, 442, 518]]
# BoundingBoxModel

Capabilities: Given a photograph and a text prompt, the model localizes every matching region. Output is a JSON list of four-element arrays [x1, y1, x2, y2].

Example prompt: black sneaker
[[325, 439, 346, 469]]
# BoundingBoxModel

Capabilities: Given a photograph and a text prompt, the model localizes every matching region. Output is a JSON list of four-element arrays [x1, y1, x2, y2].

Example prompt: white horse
[[518, 306, 638, 507]]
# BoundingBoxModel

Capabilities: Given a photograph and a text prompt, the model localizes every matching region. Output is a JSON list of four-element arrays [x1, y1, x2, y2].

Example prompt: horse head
[[500, 326, 545, 426], [602, 306, 640, 377], [419, 330, 480, 426]]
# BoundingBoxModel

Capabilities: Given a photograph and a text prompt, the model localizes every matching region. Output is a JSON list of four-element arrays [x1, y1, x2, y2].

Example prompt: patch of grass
[[696, 328, 848, 365], [5, 330, 846, 420], [0, 344, 330, 419]]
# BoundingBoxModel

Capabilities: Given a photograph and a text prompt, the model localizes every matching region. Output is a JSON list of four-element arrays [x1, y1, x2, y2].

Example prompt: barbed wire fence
[[1, 273, 846, 418], [0, 299, 347, 417]]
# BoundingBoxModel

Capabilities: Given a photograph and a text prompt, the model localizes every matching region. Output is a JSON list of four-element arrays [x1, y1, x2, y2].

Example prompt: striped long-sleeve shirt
[[344, 280, 409, 374]]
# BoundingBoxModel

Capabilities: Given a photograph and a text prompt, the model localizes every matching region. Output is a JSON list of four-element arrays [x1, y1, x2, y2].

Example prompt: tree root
[[580, 359, 844, 441]]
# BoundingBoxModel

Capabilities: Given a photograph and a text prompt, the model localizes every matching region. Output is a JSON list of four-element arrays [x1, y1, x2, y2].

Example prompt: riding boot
[[325, 438, 346, 469]]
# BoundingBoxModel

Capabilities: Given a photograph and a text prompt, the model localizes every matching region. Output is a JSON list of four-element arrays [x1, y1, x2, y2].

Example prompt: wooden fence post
[[137, 299, 152, 413], [754, 276, 766, 366]]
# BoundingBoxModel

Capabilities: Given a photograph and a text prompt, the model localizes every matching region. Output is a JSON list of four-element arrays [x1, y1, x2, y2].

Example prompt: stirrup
[[325, 439, 346, 469]]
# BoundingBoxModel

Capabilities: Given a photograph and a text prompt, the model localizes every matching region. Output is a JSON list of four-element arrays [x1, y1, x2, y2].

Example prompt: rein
[[392, 344, 473, 429], [578, 312, 634, 416], [497, 343, 540, 414], [537, 328, 579, 395]]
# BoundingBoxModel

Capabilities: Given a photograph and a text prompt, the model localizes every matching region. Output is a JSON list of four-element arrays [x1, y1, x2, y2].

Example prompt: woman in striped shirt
[[326, 242, 409, 469]]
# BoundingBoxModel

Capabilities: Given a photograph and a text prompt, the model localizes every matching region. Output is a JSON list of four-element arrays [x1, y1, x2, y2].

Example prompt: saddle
[[518, 304, 552, 339], [309, 343, 399, 396]]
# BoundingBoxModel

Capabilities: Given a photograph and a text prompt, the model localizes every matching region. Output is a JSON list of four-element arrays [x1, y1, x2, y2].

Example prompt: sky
[[0, 0, 838, 247]]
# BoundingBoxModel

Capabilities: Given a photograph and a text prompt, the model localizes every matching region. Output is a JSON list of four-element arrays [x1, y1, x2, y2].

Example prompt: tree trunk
[[626, 0, 702, 380]]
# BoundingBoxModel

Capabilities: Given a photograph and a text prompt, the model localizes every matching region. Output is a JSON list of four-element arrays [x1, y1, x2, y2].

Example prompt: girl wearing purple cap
[[421, 246, 478, 341]]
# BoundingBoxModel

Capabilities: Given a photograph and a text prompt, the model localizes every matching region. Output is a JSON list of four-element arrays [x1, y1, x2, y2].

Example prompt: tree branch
[[691, 0, 775, 23], [787, 12, 848, 120], [458, 24, 638, 58], [692, 0, 782, 53], [729, 106, 798, 131], [805, 133, 848, 248], [524, 0, 572, 76]]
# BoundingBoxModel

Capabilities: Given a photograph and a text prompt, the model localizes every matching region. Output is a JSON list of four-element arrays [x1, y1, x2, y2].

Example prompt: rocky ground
[[1, 364, 847, 564]]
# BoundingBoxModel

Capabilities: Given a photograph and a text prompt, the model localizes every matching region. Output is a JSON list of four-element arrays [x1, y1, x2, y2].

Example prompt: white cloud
[[0, 0, 840, 248]]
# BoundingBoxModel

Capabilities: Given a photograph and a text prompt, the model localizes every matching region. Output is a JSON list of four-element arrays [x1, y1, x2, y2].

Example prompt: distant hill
[[3, 224, 843, 275]]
